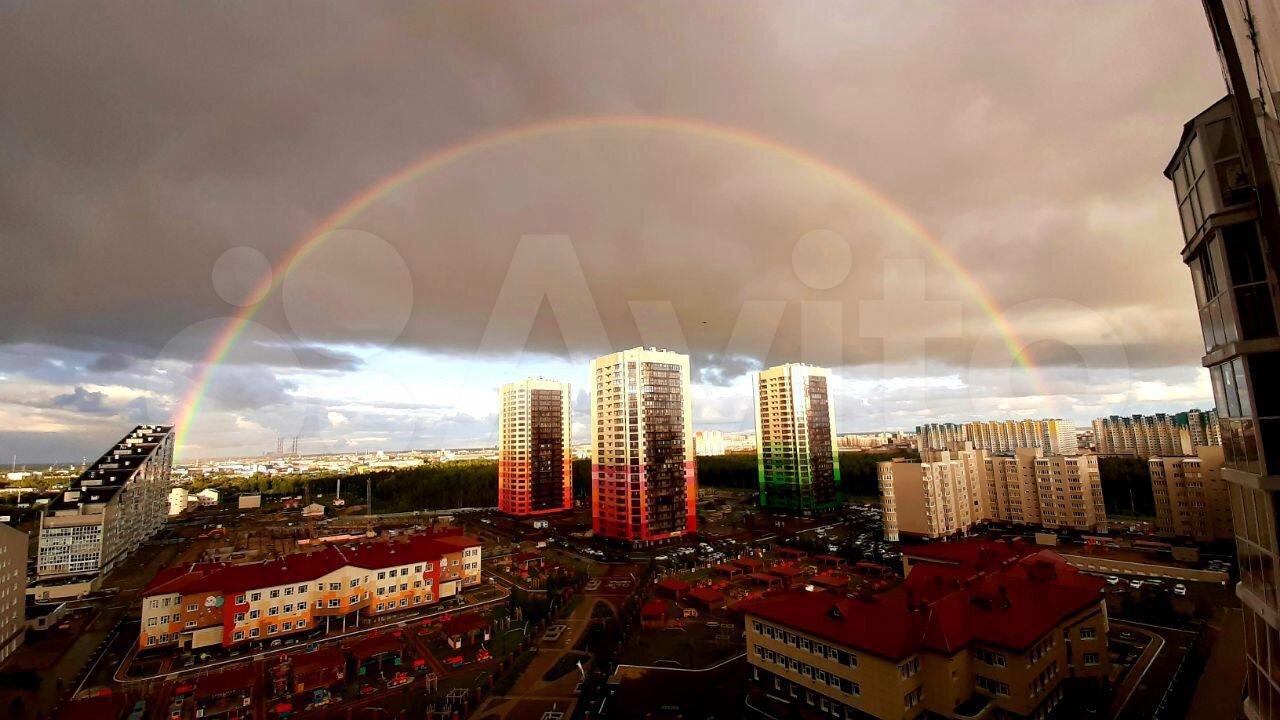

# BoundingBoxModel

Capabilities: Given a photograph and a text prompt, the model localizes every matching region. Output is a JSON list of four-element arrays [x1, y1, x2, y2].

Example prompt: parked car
[[1174, 584, 1188, 596], [1105, 576, 1120, 585], [1128, 579, 1143, 589]]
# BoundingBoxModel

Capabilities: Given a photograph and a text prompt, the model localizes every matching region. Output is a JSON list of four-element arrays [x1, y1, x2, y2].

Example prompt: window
[[233, 631, 244, 641], [269, 589, 280, 599], [297, 619, 307, 629], [186, 604, 197, 612], [234, 594, 245, 605], [350, 578, 359, 588], [898, 657, 920, 678], [248, 610, 260, 619], [250, 592, 262, 602], [267, 624, 278, 634], [1079, 627, 1096, 640], [976, 675, 1010, 696], [974, 647, 1007, 667], [249, 628, 260, 638], [234, 613, 245, 623], [904, 687, 923, 708], [329, 583, 340, 591], [1083, 652, 1100, 666], [329, 599, 340, 607], [268, 606, 279, 616]]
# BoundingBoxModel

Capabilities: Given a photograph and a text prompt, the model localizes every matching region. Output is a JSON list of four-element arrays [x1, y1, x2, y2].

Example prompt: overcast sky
[[0, 1, 1229, 462]]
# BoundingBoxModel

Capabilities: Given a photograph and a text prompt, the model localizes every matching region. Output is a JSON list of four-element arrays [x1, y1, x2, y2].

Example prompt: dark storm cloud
[[89, 353, 133, 373], [48, 386, 111, 415], [202, 367, 298, 411], [0, 1, 1223, 377], [0, 1, 1229, 460]]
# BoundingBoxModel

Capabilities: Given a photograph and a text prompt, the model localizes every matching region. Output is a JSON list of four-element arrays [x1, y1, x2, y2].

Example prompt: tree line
[[198, 449, 1155, 518], [201, 449, 919, 514]]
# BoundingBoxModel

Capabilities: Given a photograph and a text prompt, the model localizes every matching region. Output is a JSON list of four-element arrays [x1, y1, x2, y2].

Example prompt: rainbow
[[172, 115, 1047, 456]]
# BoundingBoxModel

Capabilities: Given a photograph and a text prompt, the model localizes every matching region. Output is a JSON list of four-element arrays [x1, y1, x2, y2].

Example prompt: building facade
[[917, 419, 1077, 455], [882, 445, 1105, 538], [743, 542, 1110, 720], [1031, 453, 1107, 533], [1169, 4, 1280, 715], [139, 532, 481, 651], [879, 446, 986, 541], [693, 430, 726, 456], [916, 423, 965, 453], [1092, 414, 1186, 456], [1185, 408, 1224, 448], [983, 448, 1044, 527], [754, 364, 840, 513], [36, 425, 174, 598], [497, 378, 573, 517], [0, 523, 26, 664], [590, 348, 696, 544], [1150, 446, 1233, 542]]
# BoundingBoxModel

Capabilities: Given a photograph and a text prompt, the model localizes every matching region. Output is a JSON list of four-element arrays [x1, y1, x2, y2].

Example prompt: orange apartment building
[[138, 532, 481, 651]]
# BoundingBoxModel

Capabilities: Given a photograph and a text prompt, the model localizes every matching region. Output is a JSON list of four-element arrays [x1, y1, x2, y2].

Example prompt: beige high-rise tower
[[497, 378, 573, 517], [590, 348, 696, 544]]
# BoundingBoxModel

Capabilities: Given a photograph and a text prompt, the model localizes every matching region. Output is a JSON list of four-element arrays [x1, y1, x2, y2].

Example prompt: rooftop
[[743, 543, 1104, 662], [50, 425, 174, 512], [143, 530, 480, 597]]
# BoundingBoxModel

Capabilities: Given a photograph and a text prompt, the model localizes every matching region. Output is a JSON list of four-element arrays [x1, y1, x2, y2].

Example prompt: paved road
[[472, 597, 605, 720], [1112, 619, 1198, 720]]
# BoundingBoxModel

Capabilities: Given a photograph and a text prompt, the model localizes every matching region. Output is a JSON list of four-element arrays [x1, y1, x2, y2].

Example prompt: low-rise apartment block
[[743, 541, 1110, 720], [36, 425, 174, 599], [1150, 446, 1232, 542], [1032, 453, 1106, 532], [881, 446, 1106, 538], [880, 445, 986, 541], [138, 532, 481, 651]]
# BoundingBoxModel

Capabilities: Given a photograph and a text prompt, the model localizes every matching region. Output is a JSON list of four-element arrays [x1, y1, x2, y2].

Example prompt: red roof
[[712, 563, 742, 575], [767, 564, 807, 578], [640, 599, 668, 618], [809, 572, 850, 589], [144, 531, 479, 597], [293, 646, 345, 674], [195, 664, 256, 700], [902, 540, 1031, 570], [443, 613, 491, 635], [657, 577, 690, 592], [687, 587, 724, 604], [733, 557, 765, 569], [347, 632, 402, 661], [742, 545, 1103, 661]]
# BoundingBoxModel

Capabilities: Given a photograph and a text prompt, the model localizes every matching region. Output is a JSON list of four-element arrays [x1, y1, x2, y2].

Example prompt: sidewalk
[[1187, 608, 1246, 720]]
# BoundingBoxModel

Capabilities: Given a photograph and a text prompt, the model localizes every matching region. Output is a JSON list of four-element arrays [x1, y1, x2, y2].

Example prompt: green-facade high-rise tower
[[754, 364, 840, 512]]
